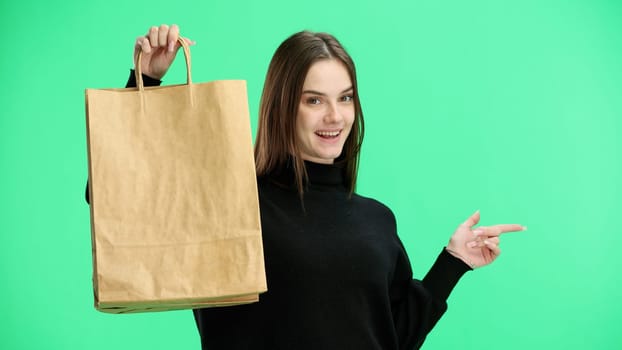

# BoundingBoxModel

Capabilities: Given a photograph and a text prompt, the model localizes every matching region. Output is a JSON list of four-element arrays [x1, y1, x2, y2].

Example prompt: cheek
[[295, 110, 308, 133], [344, 106, 356, 127], [295, 109, 314, 143], [297, 106, 322, 131]]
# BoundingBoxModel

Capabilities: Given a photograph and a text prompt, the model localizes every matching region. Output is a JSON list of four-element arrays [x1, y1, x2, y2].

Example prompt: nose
[[323, 101, 343, 124]]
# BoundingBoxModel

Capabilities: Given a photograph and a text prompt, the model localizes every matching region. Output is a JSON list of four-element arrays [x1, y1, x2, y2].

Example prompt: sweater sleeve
[[390, 243, 471, 350], [84, 70, 162, 204], [125, 69, 163, 89]]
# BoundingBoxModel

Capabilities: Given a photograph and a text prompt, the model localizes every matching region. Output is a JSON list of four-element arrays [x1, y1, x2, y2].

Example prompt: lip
[[313, 130, 343, 148], [315, 128, 342, 134], [314, 129, 342, 140]]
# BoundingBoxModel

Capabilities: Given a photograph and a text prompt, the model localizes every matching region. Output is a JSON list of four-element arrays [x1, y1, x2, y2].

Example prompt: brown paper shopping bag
[[85, 38, 266, 313]]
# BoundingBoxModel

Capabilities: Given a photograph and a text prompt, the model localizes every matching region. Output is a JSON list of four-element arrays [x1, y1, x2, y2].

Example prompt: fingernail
[[467, 241, 477, 248], [522, 226, 528, 231], [484, 239, 490, 245]]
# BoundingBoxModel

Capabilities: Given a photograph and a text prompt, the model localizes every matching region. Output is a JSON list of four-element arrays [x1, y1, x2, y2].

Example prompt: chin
[[302, 144, 346, 163], [317, 152, 343, 163]]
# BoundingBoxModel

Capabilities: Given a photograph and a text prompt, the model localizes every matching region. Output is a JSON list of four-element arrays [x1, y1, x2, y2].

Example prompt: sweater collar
[[267, 158, 346, 189], [304, 160, 345, 187]]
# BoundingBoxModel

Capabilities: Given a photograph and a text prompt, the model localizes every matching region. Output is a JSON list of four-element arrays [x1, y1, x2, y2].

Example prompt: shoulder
[[350, 193, 397, 226], [351, 192, 394, 212]]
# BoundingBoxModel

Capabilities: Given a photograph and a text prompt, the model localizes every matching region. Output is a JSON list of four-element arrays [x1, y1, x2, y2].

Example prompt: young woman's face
[[296, 59, 355, 164]]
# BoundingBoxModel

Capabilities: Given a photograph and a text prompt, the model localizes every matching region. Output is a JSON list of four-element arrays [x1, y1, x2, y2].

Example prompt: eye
[[341, 95, 354, 103], [306, 97, 321, 105]]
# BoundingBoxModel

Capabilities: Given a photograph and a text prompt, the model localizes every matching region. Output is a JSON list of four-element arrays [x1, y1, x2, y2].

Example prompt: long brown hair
[[254, 31, 365, 195]]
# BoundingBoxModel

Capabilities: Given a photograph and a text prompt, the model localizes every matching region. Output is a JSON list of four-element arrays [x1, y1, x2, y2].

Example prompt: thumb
[[168, 36, 196, 53], [460, 209, 480, 229]]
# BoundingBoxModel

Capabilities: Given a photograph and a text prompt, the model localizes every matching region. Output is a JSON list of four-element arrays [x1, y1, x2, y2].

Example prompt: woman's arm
[[390, 243, 470, 349]]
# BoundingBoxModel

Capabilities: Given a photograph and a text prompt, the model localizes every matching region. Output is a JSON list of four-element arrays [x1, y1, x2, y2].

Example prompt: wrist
[[126, 69, 163, 88], [445, 247, 476, 269]]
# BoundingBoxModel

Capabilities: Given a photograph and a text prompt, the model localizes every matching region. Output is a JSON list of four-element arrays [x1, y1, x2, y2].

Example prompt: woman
[[127, 24, 524, 349]]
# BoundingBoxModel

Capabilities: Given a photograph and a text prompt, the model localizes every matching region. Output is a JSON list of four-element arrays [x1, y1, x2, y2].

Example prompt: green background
[[1, 0, 620, 348]]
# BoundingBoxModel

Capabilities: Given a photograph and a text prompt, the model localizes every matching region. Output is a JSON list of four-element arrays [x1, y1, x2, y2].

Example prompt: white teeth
[[316, 131, 340, 137]]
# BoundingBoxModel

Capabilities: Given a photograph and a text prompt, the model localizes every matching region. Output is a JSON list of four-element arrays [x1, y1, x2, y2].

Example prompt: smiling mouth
[[315, 130, 341, 139]]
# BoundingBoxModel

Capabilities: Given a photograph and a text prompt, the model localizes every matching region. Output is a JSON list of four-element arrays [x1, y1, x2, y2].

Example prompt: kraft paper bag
[[85, 38, 267, 313]]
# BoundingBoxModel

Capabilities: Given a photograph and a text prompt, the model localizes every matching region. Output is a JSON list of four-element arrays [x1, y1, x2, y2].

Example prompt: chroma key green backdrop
[[1, 0, 620, 349]]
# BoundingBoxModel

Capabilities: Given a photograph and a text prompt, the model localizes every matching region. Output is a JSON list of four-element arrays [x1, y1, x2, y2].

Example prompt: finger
[[477, 225, 502, 237], [467, 234, 499, 248], [148, 26, 159, 47], [184, 37, 197, 46], [167, 24, 180, 52], [460, 210, 480, 229], [134, 36, 150, 55], [158, 24, 169, 48], [134, 36, 152, 54], [484, 239, 501, 256], [467, 240, 480, 248], [473, 224, 524, 237], [487, 224, 525, 236], [487, 237, 500, 245]]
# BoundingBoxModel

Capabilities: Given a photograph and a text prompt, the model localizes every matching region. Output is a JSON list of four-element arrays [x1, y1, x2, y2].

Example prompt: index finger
[[487, 224, 526, 236]]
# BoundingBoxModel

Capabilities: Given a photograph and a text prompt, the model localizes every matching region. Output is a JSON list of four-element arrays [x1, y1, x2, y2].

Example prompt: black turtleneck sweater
[[193, 160, 469, 350], [88, 72, 471, 350]]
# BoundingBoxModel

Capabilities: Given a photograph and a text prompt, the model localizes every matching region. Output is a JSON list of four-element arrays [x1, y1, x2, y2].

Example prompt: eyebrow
[[302, 86, 353, 96]]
